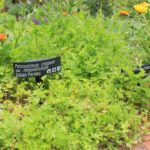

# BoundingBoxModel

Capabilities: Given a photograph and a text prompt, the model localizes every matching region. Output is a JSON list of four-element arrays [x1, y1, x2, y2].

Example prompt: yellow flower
[[134, 4, 148, 13]]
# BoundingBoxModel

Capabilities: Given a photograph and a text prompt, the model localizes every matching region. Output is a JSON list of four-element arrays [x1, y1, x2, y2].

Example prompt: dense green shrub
[[126, 14, 150, 64], [0, 79, 144, 149], [0, 2, 149, 150]]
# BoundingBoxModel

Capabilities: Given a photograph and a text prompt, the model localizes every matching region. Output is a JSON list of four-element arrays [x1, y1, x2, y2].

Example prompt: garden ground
[[0, 1, 150, 150], [133, 136, 150, 150]]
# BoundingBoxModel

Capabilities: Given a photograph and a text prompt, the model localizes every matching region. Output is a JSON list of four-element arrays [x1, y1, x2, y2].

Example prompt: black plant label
[[13, 57, 61, 78]]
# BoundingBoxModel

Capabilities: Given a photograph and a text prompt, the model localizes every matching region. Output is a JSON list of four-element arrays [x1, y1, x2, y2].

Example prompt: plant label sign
[[13, 57, 61, 78]]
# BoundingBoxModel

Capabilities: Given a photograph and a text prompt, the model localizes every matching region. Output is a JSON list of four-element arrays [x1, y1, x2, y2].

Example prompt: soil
[[132, 135, 150, 150]]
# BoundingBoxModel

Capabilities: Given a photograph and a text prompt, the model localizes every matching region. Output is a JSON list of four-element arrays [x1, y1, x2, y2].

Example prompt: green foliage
[[11, 12, 132, 78], [84, 0, 113, 16], [0, 1, 149, 150], [127, 14, 150, 64], [0, 79, 144, 149]]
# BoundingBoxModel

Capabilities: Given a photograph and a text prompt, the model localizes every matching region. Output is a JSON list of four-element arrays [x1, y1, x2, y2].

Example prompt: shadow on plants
[[121, 64, 150, 78], [134, 64, 150, 76]]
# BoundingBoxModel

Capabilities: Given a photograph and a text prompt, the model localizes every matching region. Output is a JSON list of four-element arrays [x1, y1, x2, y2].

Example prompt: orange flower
[[63, 11, 68, 16], [119, 10, 129, 16], [0, 33, 7, 41]]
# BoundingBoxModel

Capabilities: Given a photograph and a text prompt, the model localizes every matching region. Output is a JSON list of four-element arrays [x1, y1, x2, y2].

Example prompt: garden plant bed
[[0, 0, 150, 150]]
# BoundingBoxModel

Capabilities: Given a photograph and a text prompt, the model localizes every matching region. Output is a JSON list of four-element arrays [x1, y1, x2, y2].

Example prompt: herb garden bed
[[0, 1, 150, 150]]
